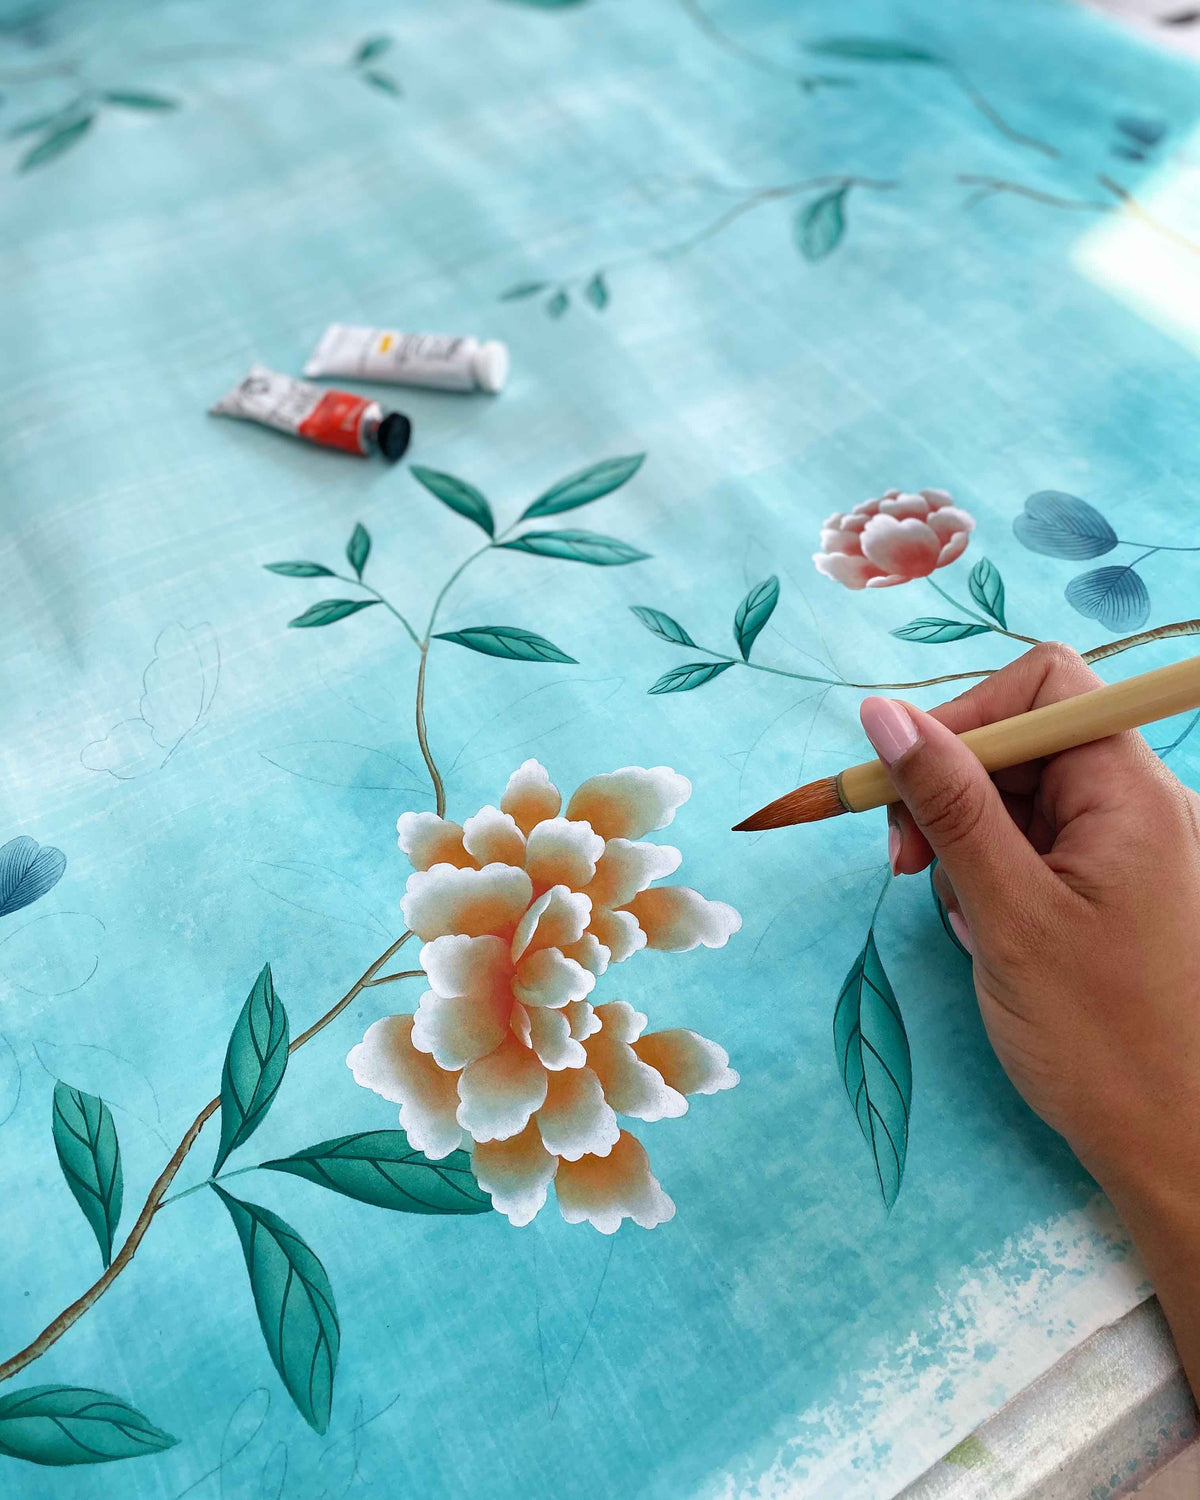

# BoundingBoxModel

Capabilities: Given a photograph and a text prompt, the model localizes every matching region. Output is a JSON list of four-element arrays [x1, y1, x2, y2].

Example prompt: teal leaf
[[101, 90, 179, 110], [967, 557, 1007, 628], [261, 1130, 492, 1214], [546, 289, 569, 318], [806, 37, 943, 63], [500, 280, 550, 300], [930, 864, 970, 957], [521, 453, 645, 519], [288, 599, 379, 628], [0, 1387, 176, 1465], [501, 530, 649, 565], [833, 927, 911, 1209], [346, 523, 370, 580], [363, 70, 402, 96], [263, 562, 335, 578], [52, 1083, 122, 1269], [433, 625, 577, 663], [213, 964, 289, 1174], [797, 186, 847, 261], [353, 36, 392, 64], [1065, 565, 1150, 632], [734, 576, 780, 660], [0, 836, 66, 917], [19, 114, 93, 171], [1013, 492, 1118, 560], [409, 466, 495, 537], [630, 605, 696, 647], [648, 660, 735, 694], [213, 1188, 339, 1434], [585, 271, 609, 310], [890, 618, 992, 644]]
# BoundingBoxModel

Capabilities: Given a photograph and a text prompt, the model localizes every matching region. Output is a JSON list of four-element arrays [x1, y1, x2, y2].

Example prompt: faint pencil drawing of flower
[[813, 488, 975, 590], [347, 760, 740, 1233]]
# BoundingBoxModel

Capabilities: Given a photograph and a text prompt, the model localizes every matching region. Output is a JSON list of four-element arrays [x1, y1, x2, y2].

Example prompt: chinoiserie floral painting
[[2, 0, 1199, 1496]]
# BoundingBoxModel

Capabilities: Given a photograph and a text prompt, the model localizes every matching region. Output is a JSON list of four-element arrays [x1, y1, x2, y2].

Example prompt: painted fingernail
[[887, 821, 901, 875], [860, 697, 921, 767], [948, 909, 974, 954]]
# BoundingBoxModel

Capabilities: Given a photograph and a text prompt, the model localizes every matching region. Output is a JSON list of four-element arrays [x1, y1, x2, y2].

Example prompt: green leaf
[[521, 453, 645, 519], [263, 561, 335, 578], [733, 575, 779, 661], [353, 36, 392, 64], [213, 964, 289, 1174], [500, 280, 550, 300], [433, 625, 577, 663], [346, 523, 370, 579], [213, 1188, 339, 1434], [806, 37, 943, 63], [501, 530, 649, 565], [930, 864, 970, 958], [101, 90, 179, 110], [648, 660, 735, 694], [261, 1130, 492, 1214], [833, 927, 912, 1209], [546, 289, 569, 318], [0, 1387, 176, 1466], [890, 617, 992, 644], [585, 271, 609, 310], [630, 605, 696, 647], [968, 557, 1006, 628], [19, 114, 93, 171], [288, 599, 380, 628], [363, 70, 402, 96], [797, 186, 848, 261], [409, 466, 495, 537], [52, 1083, 122, 1269]]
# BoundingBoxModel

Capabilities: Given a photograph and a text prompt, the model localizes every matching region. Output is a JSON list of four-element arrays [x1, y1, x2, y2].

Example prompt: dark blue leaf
[[0, 837, 66, 917], [1013, 492, 1117, 559], [1065, 565, 1150, 632]]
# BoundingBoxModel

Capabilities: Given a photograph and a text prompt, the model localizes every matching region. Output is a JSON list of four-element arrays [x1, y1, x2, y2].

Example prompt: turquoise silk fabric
[[2, 0, 1199, 1495]]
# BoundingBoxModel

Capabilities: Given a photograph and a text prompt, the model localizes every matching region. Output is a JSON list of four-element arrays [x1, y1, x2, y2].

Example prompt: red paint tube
[[210, 365, 411, 460]]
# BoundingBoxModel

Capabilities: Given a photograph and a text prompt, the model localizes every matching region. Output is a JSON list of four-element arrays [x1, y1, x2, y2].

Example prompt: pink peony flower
[[347, 760, 740, 1233], [813, 488, 975, 590]]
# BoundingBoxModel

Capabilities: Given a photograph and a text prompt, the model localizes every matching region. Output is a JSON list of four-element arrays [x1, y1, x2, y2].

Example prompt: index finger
[[928, 642, 1103, 734]]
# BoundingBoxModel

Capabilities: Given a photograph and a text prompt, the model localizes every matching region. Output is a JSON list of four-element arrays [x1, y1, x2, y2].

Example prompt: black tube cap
[[377, 411, 412, 463]]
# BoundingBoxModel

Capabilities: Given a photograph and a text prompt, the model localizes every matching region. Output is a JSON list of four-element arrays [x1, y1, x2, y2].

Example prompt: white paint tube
[[210, 365, 411, 460], [302, 325, 509, 394]]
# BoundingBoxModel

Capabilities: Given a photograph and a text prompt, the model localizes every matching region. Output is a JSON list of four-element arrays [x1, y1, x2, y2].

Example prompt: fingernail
[[887, 821, 901, 876], [860, 697, 921, 767], [948, 909, 974, 954]]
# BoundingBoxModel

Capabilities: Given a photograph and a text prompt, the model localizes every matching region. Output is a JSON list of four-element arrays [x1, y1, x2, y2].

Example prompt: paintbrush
[[733, 654, 1200, 832]]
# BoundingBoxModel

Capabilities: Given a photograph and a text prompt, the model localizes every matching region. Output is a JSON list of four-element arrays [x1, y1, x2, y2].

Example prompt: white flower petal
[[561, 932, 610, 976], [461, 806, 526, 867], [347, 1015, 463, 1159], [585, 1006, 687, 1122], [472, 1122, 557, 1227], [456, 1035, 549, 1142], [633, 1029, 739, 1096], [588, 907, 646, 963], [500, 759, 562, 836], [563, 1000, 601, 1041], [565, 766, 691, 841], [524, 817, 605, 894], [513, 946, 595, 1008], [411, 987, 511, 1071], [537, 1066, 620, 1160], [511, 884, 591, 961], [554, 1130, 675, 1233], [510, 1001, 532, 1048], [527, 1006, 588, 1071], [623, 887, 741, 951], [396, 812, 470, 871], [586, 839, 681, 908], [402, 862, 534, 941], [591, 999, 646, 1043], [420, 933, 511, 1001]]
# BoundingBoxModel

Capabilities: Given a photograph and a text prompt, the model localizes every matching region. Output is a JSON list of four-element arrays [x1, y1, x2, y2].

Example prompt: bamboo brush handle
[[838, 655, 1200, 814]]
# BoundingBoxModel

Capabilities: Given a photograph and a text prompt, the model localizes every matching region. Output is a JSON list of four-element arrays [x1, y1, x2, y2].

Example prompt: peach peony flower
[[812, 488, 975, 590], [347, 761, 740, 1233]]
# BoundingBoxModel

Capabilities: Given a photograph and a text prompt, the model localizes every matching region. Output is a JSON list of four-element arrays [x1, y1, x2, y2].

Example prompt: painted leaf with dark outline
[[734, 576, 780, 660], [0, 1386, 176, 1465], [546, 289, 569, 318], [0, 836, 66, 917], [409, 467, 495, 537], [930, 864, 970, 958], [585, 272, 609, 310], [630, 605, 696, 647], [501, 530, 649, 565], [19, 114, 93, 171], [890, 617, 992, 644], [346, 523, 370, 579], [797, 187, 848, 261], [832, 928, 911, 1209], [433, 626, 577, 663], [1065, 565, 1150, 632], [648, 660, 735, 694], [1012, 492, 1118, 560], [101, 91, 178, 110], [288, 599, 379, 628], [213, 964, 289, 1174], [354, 36, 392, 64], [967, 557, 1007, 628], [213, 1187, 339, 1434], [264, 562, 335, 578], [261, 1130, 492, 1214], [500, 281, 550, 301], [806, 37, 943, 63], [52, 1083, 122, 1269], [521, 453, 645, 519]]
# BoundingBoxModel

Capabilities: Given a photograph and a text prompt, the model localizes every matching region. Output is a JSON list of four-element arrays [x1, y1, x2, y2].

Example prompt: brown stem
[[0, 930, 413, 1386], [1082, 618, 1200, 664], [949, 70, 1058, 159], [1096, 174, 1200, 258], [957, 174, 1110, 212], [362, 968, 425, 988], [415, 648, 446, 818]]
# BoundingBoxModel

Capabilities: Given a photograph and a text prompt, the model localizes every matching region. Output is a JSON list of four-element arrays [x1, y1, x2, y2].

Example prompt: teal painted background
[[2, 0, 1199, 1494]]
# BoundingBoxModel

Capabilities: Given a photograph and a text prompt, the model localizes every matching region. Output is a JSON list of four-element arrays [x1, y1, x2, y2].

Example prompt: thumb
[[859, 696, 1049, 928]]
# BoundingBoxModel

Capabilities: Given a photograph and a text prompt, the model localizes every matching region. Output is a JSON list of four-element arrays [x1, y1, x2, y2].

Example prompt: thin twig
[[655, 177, 897, 261], [362, 968, 425, 988], [949, 69, 1058, 159], [675, 0, 850, 90], [957, 175, 1109, 213]]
